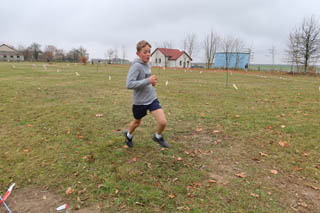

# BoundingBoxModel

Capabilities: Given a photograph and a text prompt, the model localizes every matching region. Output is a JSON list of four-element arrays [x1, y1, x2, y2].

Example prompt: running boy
[[124, 40, 168, 148]]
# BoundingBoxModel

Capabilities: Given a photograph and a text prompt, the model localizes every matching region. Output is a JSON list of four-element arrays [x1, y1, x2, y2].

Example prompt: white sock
[[127, 132, 133, 139], [155, 132, 162, 139]]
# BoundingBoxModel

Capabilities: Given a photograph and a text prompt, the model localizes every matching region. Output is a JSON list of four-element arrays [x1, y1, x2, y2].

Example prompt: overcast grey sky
[[1, 0, 320, 64]]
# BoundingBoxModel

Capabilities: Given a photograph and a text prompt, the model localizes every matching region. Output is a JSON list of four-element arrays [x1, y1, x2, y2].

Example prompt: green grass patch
[[0, 62, 319, 212]]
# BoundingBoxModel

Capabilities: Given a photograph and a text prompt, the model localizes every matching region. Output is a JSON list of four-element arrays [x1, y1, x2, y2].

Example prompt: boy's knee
[[134, 119, 141, 126], [159, 118, 167, 127]]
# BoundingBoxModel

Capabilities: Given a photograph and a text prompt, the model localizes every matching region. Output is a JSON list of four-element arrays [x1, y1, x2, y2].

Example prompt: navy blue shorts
[[132, 99, 162, 120]]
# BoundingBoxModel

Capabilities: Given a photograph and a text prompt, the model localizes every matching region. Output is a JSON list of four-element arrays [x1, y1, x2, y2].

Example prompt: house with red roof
[[151, 48, 192, 68]]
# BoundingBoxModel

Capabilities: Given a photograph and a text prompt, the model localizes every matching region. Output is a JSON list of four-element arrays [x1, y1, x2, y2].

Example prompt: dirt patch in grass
[[1, 187, 100, 213]]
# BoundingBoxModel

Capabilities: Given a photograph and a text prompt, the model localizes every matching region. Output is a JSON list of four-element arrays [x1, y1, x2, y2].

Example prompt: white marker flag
[[0, 183, 15, 206], [56, 204, 68, 211], [233, 84, 238, 90]]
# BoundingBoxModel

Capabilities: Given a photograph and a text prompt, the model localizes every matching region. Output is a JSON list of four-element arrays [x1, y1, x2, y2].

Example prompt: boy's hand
[[149, 75, 158, 86]]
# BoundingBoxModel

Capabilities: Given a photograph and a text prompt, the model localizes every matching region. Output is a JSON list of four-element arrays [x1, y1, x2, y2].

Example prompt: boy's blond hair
[[136, 40, 151, 52]]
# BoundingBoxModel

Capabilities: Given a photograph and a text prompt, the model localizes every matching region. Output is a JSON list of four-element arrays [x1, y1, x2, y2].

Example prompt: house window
[[155, 58, 158, 63], [17, 56, 20, 58], [10, 55, 14, 58], [159, 58, 161, 63], [3, 55, 7, 58], [180, 61, 182, 66]]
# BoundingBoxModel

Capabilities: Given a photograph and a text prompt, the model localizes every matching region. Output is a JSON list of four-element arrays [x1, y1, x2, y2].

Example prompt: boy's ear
[[136, 52, 140, 57]]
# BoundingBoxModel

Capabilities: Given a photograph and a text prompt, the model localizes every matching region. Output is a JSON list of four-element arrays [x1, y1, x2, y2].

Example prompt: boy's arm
[[126, 65, 150, 89]]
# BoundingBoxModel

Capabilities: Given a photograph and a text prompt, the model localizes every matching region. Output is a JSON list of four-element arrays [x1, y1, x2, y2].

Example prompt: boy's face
[[137, 45, 151, 63]]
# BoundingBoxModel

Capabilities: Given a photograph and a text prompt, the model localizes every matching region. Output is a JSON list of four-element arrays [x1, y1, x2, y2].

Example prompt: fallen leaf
[[96, 114, 103, 117], [213, 130, 220, 134], [278, 141, 289, 147], [24, 149, 30, 153], [131, 157, 137, 163], [77, 196, 84, 204], [259, 152, 268, 157], [252, 157, 260, 162], [78, 188, 87, 194], [315, 164, 320, 169], [184, 151, 190, 155], [200, 112, 205, 117], [280, 125, 286, 128], [169, 193, 176, 199], [65, 187, 74, 195], [235, 115, 240, 118], [135, 202, 144, 206], [250, 193, 260, 198], [177, 157, 183, 161], [195, 127, 203, 132], [208, 179, 216, 183], [297, 202, 308, 208], [294, 167, 302, 171], [115, 189, 119, 194], [235, 172, 246, 178], [270, 170, 278, 174]]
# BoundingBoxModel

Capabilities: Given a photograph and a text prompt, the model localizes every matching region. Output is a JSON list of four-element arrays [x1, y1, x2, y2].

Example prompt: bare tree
[[287, 16, 320, 73], [121, 45, 126, 64], [54, 49, 65, 62], [286, 30, 301, 73], [29, 42, 42, 61], [221, 36, 238, 70], [114, 47, 118, 62], [17, 45, 32, 61], [105, 49, 114, 64], [43, 45, 57, 62], [221, 36, 239, 87], [183, 33, 197, 58], [234, 38, 245, 69], [203, 31, 220, 69]]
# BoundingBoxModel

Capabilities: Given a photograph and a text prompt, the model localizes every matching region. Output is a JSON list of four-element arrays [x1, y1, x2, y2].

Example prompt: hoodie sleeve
[[126, 64, 150, 89]]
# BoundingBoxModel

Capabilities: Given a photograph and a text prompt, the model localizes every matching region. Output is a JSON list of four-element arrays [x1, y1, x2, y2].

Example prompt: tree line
[[157, 31, 249, 70], [157, 15, 320, 73], [17, 43, 89, 63], [286, 16, 320, 73]]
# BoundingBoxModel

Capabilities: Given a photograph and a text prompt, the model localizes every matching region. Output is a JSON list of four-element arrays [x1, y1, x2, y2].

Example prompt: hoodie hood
[[132, 58, 149, 65]]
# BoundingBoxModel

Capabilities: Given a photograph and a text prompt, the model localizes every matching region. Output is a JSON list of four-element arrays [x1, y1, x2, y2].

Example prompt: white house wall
[[0, 53, 24, 61], [151, 49, 166, 67], [176, 54, 191, 68]]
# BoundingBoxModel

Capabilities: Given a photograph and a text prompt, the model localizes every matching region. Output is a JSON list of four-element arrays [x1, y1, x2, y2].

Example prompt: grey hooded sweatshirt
[[126, 59, 157, 105]]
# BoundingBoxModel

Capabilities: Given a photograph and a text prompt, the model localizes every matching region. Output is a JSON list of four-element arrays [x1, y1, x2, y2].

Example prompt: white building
[[151, 48, 192, 68], [0, 44, 24, 61]]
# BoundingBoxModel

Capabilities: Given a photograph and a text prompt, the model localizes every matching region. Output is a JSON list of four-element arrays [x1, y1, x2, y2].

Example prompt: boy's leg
[[124, 119, 141, 148], [150, 109, 166, 135], [128, 119, 141, 134], [151, 108, 169, 148]]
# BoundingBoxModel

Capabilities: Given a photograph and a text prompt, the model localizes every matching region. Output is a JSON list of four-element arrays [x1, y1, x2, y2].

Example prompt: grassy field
[[0, 62, 319, 212]]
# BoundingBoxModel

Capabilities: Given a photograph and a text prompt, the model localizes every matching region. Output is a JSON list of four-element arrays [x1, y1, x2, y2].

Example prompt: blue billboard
[[214, 52, 250, 69]]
